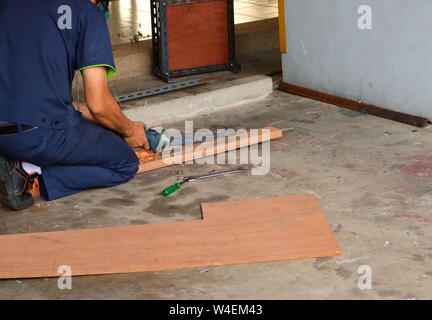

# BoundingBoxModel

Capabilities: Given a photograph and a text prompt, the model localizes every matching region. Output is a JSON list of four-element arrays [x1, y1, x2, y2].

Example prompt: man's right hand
[[124, 121, 150, 150]]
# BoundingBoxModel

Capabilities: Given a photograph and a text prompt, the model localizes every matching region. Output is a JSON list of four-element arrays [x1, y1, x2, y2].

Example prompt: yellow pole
[[278, 0, 287, 53]]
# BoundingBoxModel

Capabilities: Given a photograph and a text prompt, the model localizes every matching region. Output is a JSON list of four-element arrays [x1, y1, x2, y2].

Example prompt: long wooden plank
[[137, 126, 283, 173], [0, 195, 341, 279], [278, 81, 431, 127], [28, 127, 282, 198]]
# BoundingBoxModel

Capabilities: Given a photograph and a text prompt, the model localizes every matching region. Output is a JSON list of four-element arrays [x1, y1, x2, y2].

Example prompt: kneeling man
[[0, 0, 149, 210]]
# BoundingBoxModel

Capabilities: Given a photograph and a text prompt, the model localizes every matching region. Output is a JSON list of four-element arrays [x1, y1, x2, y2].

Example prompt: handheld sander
[[145, 127, 172, 152], [145, 127, 224, 152]]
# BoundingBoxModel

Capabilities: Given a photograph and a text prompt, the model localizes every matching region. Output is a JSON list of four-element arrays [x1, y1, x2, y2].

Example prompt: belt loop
[[17, 124, 23, 134]]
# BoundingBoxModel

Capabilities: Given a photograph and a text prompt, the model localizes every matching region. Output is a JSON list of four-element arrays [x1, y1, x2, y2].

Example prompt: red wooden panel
[[166, 0, 230, 71]]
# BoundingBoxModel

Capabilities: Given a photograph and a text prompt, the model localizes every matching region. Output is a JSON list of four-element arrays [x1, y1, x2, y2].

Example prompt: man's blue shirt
[[0, 0, 116, 129]]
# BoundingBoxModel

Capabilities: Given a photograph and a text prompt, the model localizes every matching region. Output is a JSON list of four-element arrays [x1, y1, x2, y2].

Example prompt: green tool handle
[[161, 183, 182, 196]]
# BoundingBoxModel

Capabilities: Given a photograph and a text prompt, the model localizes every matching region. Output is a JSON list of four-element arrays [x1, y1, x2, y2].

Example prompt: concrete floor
[[1, 85, 432, 299]]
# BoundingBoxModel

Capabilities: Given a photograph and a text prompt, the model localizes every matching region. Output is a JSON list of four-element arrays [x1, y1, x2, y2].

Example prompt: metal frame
[[115, 79, 202, 103], [151, 0, 241, 82]]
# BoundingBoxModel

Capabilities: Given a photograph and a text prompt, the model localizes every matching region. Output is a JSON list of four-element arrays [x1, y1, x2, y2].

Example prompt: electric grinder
[[145, 127, 222, 152], [145, 127, 171, 152]]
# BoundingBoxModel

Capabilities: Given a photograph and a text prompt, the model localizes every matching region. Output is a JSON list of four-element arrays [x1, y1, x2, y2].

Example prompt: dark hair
[[99, 0, 110, 13]]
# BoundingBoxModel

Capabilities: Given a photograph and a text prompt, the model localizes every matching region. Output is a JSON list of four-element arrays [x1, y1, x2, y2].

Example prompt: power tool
[[145, 127, 171, 152], [145, 127, 232, 152]]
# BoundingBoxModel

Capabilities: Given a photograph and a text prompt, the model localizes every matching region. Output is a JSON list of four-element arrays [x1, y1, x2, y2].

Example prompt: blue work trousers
[[0, 118, 138, 200]]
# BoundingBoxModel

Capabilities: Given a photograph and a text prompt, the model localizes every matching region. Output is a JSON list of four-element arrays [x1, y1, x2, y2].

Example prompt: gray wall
[[282, 0, 432, 118]]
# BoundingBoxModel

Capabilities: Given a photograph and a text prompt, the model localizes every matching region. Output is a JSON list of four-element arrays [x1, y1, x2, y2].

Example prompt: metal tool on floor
[[161, 168, 252, 196]]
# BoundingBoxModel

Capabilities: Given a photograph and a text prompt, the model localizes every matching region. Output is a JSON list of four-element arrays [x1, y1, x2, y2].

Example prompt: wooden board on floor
[[137, 126, 283, 173], [0, 194, 341, 279], [29, 127, 282, 198]]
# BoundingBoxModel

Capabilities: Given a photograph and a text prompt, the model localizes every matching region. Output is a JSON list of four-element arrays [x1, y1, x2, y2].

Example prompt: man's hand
[[124, 121, 150, 150]]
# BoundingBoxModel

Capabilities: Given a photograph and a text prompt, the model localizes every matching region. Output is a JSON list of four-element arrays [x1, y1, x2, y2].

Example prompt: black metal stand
[[151, 0, 241, 82]]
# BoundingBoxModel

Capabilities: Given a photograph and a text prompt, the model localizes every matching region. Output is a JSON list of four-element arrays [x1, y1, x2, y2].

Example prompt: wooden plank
[[278, 81, 431, 127], [0, 195, 341, 279], [137, 126, 283, 173], [167, 0, 229, 71], [28, 127, 282, 197]]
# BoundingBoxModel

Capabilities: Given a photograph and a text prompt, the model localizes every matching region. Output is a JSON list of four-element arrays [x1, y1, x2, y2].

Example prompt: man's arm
[[80, 67, 150, 149]]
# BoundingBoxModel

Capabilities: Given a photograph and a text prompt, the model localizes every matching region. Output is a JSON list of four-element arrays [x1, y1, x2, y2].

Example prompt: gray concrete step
[[122, 75, 273, 126]]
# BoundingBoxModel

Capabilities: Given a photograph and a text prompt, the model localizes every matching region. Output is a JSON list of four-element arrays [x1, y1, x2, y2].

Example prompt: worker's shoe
[[0, 155, 35, 211]]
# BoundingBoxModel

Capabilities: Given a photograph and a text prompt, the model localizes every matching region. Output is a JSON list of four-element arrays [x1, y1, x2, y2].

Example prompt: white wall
[[282, 0, 432, 118]]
